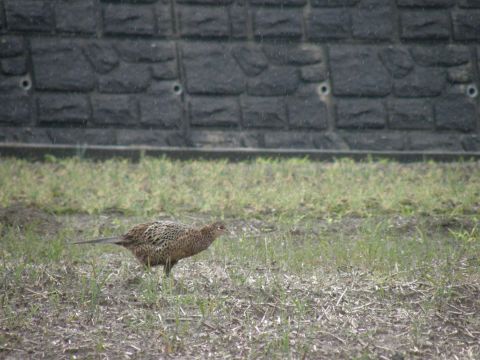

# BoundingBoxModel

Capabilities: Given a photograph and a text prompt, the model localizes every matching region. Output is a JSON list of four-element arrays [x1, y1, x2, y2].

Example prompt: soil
[[0, 203, 61, 235], [0, 206, 479, 359]]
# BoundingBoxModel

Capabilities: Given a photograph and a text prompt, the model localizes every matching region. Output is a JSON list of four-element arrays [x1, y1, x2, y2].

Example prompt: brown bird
[[74, 220, 227, 276]]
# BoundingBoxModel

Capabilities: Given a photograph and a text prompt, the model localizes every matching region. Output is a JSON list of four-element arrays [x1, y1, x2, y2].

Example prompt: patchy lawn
[[1, 158, 479, 359]]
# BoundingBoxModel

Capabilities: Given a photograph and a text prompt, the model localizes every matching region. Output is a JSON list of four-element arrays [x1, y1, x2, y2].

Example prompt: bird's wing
[[122, 220, 190, 247]]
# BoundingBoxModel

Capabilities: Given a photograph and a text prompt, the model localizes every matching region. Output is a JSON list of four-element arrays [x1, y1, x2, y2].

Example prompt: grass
[[0, 157, 479, 359], [1, 157, 479, 218]]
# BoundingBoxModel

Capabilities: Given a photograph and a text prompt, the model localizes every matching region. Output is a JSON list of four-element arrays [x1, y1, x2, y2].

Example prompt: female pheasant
[[74, 220, 227, 276]]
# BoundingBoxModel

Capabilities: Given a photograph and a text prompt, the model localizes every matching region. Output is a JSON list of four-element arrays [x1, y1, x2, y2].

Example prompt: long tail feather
[[73, 236, 121, 245]]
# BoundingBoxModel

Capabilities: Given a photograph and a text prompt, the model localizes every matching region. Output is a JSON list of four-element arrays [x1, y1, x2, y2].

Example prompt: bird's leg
[[164, 259, 178, 277]]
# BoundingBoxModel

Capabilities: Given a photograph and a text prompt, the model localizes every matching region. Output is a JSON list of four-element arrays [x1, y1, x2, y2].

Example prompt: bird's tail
[[73, 236, 121, 245]]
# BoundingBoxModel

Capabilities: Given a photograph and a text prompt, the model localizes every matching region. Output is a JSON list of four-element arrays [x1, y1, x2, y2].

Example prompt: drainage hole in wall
[[173, 83, 182, 95], [319, 83, 330, 95], [467, 84, 478, 98], [20, 78, 32, 90]]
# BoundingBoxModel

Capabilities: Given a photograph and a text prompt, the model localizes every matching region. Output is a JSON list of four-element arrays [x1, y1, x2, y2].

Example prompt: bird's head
[[210, 221, 227, 238]]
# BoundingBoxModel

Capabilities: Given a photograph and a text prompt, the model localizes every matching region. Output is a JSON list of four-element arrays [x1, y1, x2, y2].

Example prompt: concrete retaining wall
[[1, 0, 480, 152]]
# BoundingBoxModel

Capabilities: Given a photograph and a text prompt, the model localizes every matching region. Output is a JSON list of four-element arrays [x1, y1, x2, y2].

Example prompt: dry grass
[[1, 158, 479, 359]]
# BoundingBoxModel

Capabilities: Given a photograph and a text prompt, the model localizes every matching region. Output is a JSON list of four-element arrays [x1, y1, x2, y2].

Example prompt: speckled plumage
[[75, 220, 227, 276]]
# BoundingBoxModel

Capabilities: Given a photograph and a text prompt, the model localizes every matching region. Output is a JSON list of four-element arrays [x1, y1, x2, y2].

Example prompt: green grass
[[1, 157, 479, 218], [0, 157, 479, 358]]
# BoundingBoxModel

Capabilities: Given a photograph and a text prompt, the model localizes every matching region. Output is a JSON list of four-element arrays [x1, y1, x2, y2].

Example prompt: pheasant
[[74, 220, 227, 276]]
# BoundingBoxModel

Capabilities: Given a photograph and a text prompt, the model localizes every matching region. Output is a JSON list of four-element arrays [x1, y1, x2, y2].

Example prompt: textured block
[[408, 133, 463, 151], [447, 65, 473, 84], [98, 64, 151, 93], [103, 4, 155, 35], [1, 56, 27, 75], [311, 0, 359, 6], [330, 46, 391, 96], [139, 95, 183, 128], [117, 129, 186, 147], [189, 130, 260, 148], [397, 0, 455, 7], [179, 5, 230, 38], [0, 36, 25, 57], [31, 40, 95, 91], [401, 11, 450, 40], [148, 80, 180, 95], [247, 67, 299, 96], [232, 45, 268, 76], [307, 9, 351, 40], [300, 64, 328, 83], [0, 74, 24, 93], [336, 100, 386, 129], [92, 95, 138, 126], [379, 47, 414, 79], [0, 95, 31, 123], [410, 45, 470, 66], [250, 0, 306, 4], [56, 0, 96, 33], [0, 3, 4, 29], [262, 44, 323, 66], [177, 0, 233, 3], [343, 132, 405, 151], [242, 97, 287, 128], [183, 43, 246, 95], [394, 68, 446, 97], [37, 94, 90, 124], [151, 61, 177, 80], [452, 11, 480, 40], [253, 8, 303, 39], [352, 6, 393, 40], [45, 128, 117, 146], [435, 96, 477, 132], [287, 85, 328, 129], [230, 2, 248, 39], [264, 132, 315, 149], [388, 100, 433, 130], [189, 97, 240, 127], [0, 128, 51, 143], [84, 42, 119, 74], [463, 136, 480, 151], [5, 0, 54, 31], [313, 133, 349, 150], [115, 40, 176, 63], [101, 0, 159, 3], [156, 4, 173, 36], [459, 0, 480, 7]]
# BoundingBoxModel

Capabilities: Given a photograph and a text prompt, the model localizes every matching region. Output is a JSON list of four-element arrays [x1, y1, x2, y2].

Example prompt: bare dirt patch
[[0, 203, 61, 235], [2, 259, 479, 359]]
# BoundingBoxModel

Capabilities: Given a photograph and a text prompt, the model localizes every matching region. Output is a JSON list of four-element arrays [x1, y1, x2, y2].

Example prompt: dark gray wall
[[1, 0, 480, 152]]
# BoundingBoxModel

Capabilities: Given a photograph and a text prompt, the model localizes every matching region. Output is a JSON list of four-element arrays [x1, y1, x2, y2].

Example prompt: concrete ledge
[[1, 143, 480, 162]]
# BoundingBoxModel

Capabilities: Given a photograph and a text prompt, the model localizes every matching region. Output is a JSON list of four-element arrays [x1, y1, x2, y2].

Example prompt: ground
[[0, 158, 479, 359]]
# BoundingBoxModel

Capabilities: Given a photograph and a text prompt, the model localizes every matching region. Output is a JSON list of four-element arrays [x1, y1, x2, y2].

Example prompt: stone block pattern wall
[[1, 0, 480, 152]]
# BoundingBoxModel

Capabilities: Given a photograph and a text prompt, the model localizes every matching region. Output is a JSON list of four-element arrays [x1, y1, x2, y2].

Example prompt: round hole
[[318, 82, 330, 95], [173, 83, 182, 95], [20, 77, 31, 90], [467, 84, 478, 98]]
